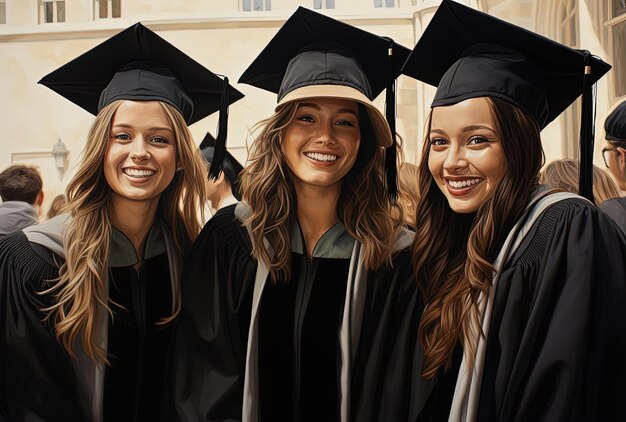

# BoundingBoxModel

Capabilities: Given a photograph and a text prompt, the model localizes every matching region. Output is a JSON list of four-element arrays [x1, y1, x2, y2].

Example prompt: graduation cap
[[200, 132, 244, 201], [401, 0, 611, 202], [38, 22, 244, 180], [605, 101, 626, 142], [239, 6, 411, 200]]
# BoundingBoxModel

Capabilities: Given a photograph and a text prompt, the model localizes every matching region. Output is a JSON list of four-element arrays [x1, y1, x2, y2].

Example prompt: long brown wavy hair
[[412, 97, 544, 379], [42, 100, 206, 363], [240, 100, 402, 282]]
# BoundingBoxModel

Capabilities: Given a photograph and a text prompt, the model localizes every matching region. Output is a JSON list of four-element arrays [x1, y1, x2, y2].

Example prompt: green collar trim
[[291, 221, 355, 259]]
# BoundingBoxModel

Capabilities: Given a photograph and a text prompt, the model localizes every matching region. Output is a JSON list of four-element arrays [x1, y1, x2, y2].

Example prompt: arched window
[[314, 0, 335, 9]]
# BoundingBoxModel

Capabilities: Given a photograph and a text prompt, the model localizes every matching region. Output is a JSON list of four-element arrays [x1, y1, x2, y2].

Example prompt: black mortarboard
[[605, 101, 626, 142], [401, 0, 611, 202], [38, 22, 244, 179], [239, 6, 411, 201], [200, 132, 244, 201]]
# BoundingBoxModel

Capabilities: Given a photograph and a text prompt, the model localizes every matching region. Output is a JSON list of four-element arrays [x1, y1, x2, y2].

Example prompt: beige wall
[[0, 0, 619, 215]]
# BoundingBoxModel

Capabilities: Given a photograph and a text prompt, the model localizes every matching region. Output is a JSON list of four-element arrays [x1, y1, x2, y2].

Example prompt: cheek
[[103, 145, 117, 184], [427, 153, 441, 180]]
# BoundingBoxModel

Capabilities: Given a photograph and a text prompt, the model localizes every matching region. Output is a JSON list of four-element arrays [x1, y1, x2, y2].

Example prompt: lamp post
[[52, 139, 69, 177]]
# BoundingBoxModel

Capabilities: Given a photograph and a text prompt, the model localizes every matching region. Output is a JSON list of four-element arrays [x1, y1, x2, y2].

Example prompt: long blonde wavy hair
[[412, 97, 543, 379], [42, 100, 206, 363], [239, 101, 402, 282]]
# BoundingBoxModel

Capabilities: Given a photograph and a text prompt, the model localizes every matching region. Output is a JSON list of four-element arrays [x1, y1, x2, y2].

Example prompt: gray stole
[[448, 190, 589, 422]]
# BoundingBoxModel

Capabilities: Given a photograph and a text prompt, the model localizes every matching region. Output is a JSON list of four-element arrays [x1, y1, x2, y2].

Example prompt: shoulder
[[600, 197, 626, 222], [0, 231, 59, 292], [196, 204, 252, 252]]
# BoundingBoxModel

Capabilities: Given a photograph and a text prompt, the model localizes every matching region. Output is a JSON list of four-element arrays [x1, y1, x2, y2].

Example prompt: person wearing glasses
[[600, 100, 626, 234]]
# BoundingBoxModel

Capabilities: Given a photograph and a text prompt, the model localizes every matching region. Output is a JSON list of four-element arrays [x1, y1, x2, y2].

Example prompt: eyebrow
[[112, 123, 174, 133], [429, 125, 496, 135], [299, 102, 359, 117]]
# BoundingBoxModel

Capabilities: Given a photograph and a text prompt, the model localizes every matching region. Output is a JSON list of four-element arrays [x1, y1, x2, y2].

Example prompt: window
[[0, 0, 5, 24], [314, 0, 335, 9], [39, 0, 65, 23], [242, 0, 271, 11], [609, 1, 626, 98], [374, 0, 394, 6], [555, 0, 579, 158], [94, 0, 121, 19]]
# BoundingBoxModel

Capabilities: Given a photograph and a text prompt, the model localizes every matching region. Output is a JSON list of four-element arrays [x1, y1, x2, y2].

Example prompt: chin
[[446, 200, 480, 214]]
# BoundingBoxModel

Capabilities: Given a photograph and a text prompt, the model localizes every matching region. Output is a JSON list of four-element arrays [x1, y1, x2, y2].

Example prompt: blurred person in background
[[600, 100, 626, 233], [0, 164, 43, 237], [46, 194, 67, 220], [541, 158, 621, 205]]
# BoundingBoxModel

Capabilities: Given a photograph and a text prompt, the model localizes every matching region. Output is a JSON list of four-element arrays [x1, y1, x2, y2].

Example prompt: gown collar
[[109, 221, 166, 267], [291, 220, 355, 259]]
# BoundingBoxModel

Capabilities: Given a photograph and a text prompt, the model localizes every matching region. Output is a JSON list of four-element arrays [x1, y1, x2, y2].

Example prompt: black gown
[[418, 197, 626, 421], [172, 204, 423, 422], [0, 222, 177, 422]]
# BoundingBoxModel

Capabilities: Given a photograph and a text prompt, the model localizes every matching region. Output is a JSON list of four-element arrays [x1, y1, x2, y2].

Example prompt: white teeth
[[123, 168, 155, 178], [305, 152, 338, 162], [448, 178, 481, 188]]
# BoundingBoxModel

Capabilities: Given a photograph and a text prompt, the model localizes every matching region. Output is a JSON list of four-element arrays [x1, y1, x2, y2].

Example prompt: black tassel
[[208, 76, 230, 181], [383, 37, 398, 204], [578, 52, 595, 203]]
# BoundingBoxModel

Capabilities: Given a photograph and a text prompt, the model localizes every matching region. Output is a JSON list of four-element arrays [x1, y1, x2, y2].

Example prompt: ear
[[618, 147, 626, 172], [36, 191, 44, 206], [215, 171, 226, 185]]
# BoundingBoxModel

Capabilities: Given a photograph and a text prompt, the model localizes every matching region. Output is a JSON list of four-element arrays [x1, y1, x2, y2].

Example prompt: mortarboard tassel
[[208, 76, 231, 180], [578, 51, 595, 203], [383, 37, 398, 204]]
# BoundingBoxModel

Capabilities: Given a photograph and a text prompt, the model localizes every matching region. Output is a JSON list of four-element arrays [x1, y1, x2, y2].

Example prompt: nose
[[442, 145, 468, 173], [129, 138, 151, 162], [313, 121, 336, 146]]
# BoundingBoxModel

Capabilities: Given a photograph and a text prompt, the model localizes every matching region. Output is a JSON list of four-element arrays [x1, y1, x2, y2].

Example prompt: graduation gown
[[0, 213, 183, 422], [172, 203, 423, 422], [418, 192, 626, 422]]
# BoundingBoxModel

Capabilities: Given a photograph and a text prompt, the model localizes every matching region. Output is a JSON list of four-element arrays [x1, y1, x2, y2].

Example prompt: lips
[[122, 168, 156, 178], [445, 177, 483, 196], [304, 152, 338, 163]]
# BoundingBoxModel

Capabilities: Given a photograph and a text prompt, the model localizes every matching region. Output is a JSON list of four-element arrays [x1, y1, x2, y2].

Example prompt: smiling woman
[[0, 23, 242, 422], [428, 97, 507, 214], [105, 100, 178, 205], [172, 8, 422, 422], [402, 1, 626, 421]]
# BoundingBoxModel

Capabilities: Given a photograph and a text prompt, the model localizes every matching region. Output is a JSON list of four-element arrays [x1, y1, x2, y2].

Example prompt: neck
[[294, 180, 341, 257], [109, 195, 159, 269], [210, 183, 234, 210]]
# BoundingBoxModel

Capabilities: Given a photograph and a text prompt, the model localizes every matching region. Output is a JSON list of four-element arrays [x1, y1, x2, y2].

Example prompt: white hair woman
[[0, 23, 241, 421]]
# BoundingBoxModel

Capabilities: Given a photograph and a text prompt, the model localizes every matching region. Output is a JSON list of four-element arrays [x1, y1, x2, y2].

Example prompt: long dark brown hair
[[412, 97, 544, 379]]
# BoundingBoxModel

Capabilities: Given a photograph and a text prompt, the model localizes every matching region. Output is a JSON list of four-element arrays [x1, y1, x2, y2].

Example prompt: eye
[[336, 119, 357, 127], [151, 136, 170, 144], [429, 137, 448, 146], [296, 115, 315, 123], [112, 133, 131, 141], [468, 136, 490, 145]]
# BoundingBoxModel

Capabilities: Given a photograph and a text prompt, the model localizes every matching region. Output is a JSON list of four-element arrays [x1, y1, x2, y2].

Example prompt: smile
[[304, 152, 338, 162], [448, 178, 481, 188], [123, 168, 156, 178], [445, 178, 483, 196]]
